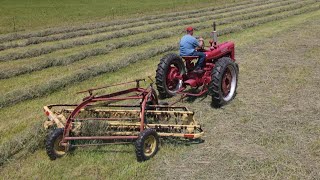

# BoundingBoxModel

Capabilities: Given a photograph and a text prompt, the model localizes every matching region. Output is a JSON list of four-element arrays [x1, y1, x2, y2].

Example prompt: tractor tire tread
[[155, 53, 185, 99], [135, 129, 159, 162], [209, 57, 238, 108], [45, 128, 66, 160]]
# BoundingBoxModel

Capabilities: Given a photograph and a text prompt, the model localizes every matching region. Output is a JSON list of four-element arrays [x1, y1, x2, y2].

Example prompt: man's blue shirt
[[179, 34, 199, 56]]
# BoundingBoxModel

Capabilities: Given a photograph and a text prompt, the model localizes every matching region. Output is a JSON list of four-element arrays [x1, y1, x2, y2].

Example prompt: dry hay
[[0, 2, 318, 109], [0, 0, 256, 44], [0, 0, 312, 80]]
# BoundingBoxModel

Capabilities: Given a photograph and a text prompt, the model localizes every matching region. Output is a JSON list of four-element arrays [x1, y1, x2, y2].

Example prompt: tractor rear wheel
[[46, 128, 69, 160], [155, 53, 186, 98], [209, 57, 238, 108], [135, 129, 159, 162]]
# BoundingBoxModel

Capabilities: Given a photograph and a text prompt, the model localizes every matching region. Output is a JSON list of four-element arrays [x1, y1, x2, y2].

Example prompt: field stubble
[[0, 0, 307, 80], [0, 0, 289, 51], [0, 0, 319, 109], [1, 12, 319, 178], [0, 0, 312, 61], [0, 0, 261, 43], [0, 2, 319, 179], [153, 14, 320, 179]]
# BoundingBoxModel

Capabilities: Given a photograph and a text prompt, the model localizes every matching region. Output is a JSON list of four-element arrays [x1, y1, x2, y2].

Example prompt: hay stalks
[[0, 0, 313, 79], [0, 122, 46, 166], [0, 3, 318, 109], [0, 0, 305, 62], [0, 0, 281, 50], [0, 0, 256, 44]]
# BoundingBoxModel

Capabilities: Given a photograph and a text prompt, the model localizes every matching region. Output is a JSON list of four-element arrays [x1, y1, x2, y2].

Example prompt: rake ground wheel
[[135, 129, 159, 162], [209, 57, 238, 108], [156, 53, 186, 99], [46, 128, 69, 160]]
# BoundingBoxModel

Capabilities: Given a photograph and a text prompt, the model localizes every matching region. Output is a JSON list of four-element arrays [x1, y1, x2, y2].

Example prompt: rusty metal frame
[[43, 79, 203, 148]]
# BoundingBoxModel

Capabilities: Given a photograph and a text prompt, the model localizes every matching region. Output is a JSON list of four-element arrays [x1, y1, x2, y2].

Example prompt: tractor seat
[[181, 56, 199, 61]]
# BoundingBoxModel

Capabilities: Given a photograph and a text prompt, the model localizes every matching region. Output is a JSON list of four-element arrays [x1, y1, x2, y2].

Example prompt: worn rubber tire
[[155, 53, 185, 99], [209, 57, 238, 108], [135, 129, 159, 162], [46, 128, 68, 160]]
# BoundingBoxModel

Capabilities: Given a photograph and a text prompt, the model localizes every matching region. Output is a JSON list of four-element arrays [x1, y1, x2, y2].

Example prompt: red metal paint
[[169, 41, 235, 97], [64, 136, 138, 140], [166, 66, 182, 91], [184, 134, 195, 139], [222, 68, 232, 96], [61, 79, 155, 144], [205, 42, 235, 60]]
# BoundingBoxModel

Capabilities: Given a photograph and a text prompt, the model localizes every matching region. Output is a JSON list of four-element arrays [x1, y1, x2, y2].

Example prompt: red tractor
[[155, 23, 238, 107]]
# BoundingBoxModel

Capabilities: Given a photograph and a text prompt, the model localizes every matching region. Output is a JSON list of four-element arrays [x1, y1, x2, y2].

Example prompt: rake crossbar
[[43, 82, 204, 161]]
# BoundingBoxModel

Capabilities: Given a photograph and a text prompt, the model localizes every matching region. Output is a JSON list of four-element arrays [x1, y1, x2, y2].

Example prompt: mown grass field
[[0, 0, 235, 34], [0, 0, 319, 179]]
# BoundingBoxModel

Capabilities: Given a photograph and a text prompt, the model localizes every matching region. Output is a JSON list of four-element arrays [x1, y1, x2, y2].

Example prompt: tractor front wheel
[[46, 128, 69, 160], [135, 129, 159, 162], [209, 57, 238, 108], [155, 53, 186, 98]]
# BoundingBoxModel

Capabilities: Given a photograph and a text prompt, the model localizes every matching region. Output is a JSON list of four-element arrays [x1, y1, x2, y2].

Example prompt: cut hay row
[[0, 0, 283, 50], [0, 33, 174, 79], [0, 0, 313, 80], [0, 0, 257, 43], [0, 0, 307, 62], [0, 0, 280, 56], [1, 15, 319, 178], [0, 45, 176, 108], [0, 9, 319, 169], [3, 2, 316, 93], [0, 4, 318, 109], [0, 122, 45, 166]]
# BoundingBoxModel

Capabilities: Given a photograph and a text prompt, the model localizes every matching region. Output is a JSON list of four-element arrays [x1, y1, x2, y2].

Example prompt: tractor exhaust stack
[[212, 21, 218, 47]]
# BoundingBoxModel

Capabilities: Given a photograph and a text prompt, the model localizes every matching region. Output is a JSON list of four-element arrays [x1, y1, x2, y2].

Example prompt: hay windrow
[[0, 0, 257, 44], [0, 0, 308, 62], [0, 0, 283, 50], [0, 0, 314, 79], [0, 44, 176, 108], [0, 4, 319, 172], [0, 32, 173, 79], [0, 0, 274, 60], [0, 3, 318, 109], [0, 122, 46, 166]]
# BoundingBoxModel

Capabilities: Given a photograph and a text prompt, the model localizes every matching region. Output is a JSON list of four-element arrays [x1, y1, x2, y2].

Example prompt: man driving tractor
[[179, 26, 206, 73]]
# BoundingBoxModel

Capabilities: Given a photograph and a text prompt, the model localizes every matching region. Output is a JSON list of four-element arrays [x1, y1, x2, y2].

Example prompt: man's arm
[[194, 37, 204, 50], [198, 37, 204, 48]]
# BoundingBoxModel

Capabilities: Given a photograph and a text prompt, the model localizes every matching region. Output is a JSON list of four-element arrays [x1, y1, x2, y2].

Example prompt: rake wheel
[[135, 128, 159, 162], [46, 128, 69, 160]]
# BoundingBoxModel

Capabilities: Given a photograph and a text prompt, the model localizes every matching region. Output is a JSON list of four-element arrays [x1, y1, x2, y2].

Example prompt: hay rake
[[43, 79, 203, 161]]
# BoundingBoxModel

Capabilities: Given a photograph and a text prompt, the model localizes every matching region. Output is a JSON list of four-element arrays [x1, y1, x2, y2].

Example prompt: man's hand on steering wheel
[[197, 37, 205, 50]]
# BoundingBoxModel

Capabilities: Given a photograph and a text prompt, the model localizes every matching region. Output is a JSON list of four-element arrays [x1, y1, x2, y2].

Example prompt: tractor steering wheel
[[198, 38, 205, 50]]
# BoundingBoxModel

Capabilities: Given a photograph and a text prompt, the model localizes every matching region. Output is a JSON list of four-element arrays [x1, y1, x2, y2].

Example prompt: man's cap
[[186, 26, 194, 31]]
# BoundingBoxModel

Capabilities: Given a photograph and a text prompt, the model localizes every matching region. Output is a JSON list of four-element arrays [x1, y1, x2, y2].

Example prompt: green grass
[[3, 0, 318, 140], [0, 0, 319, 178], [0, 8, 319, 179], [152, 11, 320, 179], [0, 0, 318, 140], [0, 0, 318, 109], [0, 0, 285, 48], [0, 0, 239, 34], [0, 0, 257, 43], [0, 0, 290, 59]]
